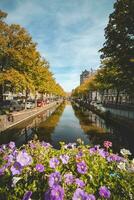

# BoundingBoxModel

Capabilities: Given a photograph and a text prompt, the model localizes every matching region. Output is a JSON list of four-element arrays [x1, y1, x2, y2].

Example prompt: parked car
[[0, 100, 24, 112], [26, 101, 35, 109], [90, 101, 106, 112], [37, 100, 44, 107], [90, 101, 96, 106], [18, 101, 25, 110], [46, 99, 50, 104]]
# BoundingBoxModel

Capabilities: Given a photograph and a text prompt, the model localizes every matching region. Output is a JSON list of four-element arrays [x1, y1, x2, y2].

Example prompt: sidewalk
[[0, 102, 59, 132]]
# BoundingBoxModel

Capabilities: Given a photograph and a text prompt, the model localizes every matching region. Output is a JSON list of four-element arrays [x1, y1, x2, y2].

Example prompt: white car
[[26, 101, 35, 109], [90, 101, 96, 106]]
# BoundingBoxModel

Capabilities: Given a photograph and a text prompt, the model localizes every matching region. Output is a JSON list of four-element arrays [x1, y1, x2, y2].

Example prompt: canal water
[[0, 102, 134, 155]]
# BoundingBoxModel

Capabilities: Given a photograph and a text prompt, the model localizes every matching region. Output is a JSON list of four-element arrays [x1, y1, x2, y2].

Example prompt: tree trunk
[[41, 92, 44, 100], [24, 89, 29, 109], [35, 91, 37, 107], [115, 90, 120, 104], [101, 90, 104, 104], [0, 85, 3, 101]]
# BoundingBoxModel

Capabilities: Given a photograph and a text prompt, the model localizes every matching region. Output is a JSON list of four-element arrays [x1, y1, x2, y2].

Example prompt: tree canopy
[[0, 10, 65, 98], [72, 75, 97, 97], [99, 0, 134, 93]]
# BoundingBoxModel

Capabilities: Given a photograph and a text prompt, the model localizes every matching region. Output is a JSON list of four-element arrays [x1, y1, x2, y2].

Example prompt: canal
[[0, 102, 134, 155]]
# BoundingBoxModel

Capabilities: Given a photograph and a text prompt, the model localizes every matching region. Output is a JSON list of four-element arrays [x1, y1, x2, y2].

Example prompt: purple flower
[[16, 151, 32, 166], [77, 151, 83, 157], [107, 154, 124, 162], [99, 186, 111, 199], [87, 194, 96, 200], [11, 162, 22, 175], [45, 185, 64, 200], [60, 155, 69, 164], [3, 155, 8, 161], [35, 164, 45, 172], [75, 178, 85, 188], [89, 145, 100, 155], [76, 151, 83, 162], [4, 161, 11, 168], [49, 172, 61, 187], [77, 161, 87, 174], [29, 142, 36, 149], [89, 147, 97, 155], [45, 190, 50, 200], [107, 155, 114, 162], [12, 150, 18, 157], [64, 143, 76, 149], [41, 141, 52, 148], [22, 191, 32, 200], [49, 157, 59, 168], [8, 141, 15, 150], [94, 145, 100, 150], [73, 188, 88, 200], [64, 173, 74, 185], [7, 154, 14, 163], [0, 147, 3, 153], [98, 149, 109, 158]]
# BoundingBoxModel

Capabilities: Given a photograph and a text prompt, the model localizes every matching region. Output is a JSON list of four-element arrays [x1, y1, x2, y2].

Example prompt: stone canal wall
[[0, 102, 60, 132], [73, 101, 134, 130]]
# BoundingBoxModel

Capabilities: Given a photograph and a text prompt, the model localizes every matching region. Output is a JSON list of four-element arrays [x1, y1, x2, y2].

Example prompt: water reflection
[[0, 106, 58, 147], [36, 103, 90, 149], [0, 103, 134, 155], [72, 103, 134, 155], [36, 103, 66, 144]]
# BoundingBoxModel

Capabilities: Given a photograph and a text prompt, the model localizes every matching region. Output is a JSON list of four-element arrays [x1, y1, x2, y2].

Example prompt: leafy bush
[[0, 139, 133, 200]]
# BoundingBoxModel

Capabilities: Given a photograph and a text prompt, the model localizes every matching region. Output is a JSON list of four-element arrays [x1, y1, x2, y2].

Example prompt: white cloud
[[6, 0, 44, 26], [2, 0, 115, 92]]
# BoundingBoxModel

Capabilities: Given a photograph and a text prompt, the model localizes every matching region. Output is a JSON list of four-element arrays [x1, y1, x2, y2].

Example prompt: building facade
[[80, 69, 94, 85]]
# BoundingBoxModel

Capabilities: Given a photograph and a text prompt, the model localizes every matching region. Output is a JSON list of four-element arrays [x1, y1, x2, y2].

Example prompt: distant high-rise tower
[[80, 70, 89, 85], [80, 68, 94, 85]]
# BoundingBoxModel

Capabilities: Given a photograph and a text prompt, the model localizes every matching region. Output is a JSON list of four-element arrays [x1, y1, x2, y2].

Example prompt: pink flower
[[103, 141, 112, 149]]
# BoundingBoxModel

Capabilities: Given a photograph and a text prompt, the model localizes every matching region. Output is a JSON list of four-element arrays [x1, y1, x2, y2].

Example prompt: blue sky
[[0, 0, 115, 92]]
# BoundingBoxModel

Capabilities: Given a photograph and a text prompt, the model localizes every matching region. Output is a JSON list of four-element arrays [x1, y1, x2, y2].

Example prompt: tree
[[95, 58, 128, 103], [0, 10, 8, 71], [100, 0, 134, 93], [0, 10, 38, 99], [0, 10, 9, 99], [72, 75, 96, 99], [0, 10, 65, 101], [0, 68, 34, 92]]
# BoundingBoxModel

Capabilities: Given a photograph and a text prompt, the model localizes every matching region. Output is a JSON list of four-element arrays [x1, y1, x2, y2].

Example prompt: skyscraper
[[80, 68, 95, 85]]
